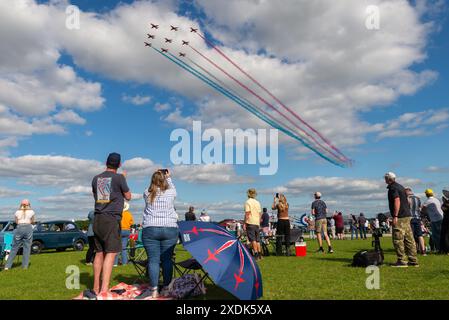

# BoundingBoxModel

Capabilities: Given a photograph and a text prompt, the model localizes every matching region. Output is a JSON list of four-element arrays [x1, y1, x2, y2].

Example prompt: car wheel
[[73, 239, 84, 251], [31, 241, 43, 254]]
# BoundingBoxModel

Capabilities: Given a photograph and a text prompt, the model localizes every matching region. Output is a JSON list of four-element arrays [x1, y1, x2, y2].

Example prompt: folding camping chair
[[0, 233, 17, 269], [0, 242, 6, 270], [272, 228, 303, 256], [173, 257, 213, 299], [127, 229, 148, 283]]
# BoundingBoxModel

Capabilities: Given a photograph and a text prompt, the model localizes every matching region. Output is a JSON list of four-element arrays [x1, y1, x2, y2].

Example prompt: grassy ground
[[0, 237, 448, 300]]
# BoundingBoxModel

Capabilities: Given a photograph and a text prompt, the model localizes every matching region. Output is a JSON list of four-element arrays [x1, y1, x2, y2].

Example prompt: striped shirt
[[408, 195, 422, 220], [142, 177, 178, 228]]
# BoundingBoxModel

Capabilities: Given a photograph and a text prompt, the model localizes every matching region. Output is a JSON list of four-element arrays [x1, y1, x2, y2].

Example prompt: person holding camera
[[138, 169, 178, 299], [311, 192, 333, 253], [272, 193, 291, 256]]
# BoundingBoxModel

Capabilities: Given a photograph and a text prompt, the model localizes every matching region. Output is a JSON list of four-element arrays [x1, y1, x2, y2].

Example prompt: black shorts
[[410, 218, 423, 238], [93, 213, 121, 253], [246, 224, 260, 242], [336, 227, 344, 234]]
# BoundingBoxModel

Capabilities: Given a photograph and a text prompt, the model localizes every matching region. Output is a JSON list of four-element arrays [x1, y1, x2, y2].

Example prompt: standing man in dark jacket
[[358, 213, 367, 239], [384, 172, 418, 267], [185, 206, 196, 221]]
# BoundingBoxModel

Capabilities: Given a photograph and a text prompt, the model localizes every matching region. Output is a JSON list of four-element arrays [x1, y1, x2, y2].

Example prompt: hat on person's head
[[384, 172, 396, 180], [314, 192, 322, 198], [247, 188, 257, 198], [20, 199, 31, 209], [425, 189, 434, 197], [123, 201, 130, 212], [106, 152, 121, 169]]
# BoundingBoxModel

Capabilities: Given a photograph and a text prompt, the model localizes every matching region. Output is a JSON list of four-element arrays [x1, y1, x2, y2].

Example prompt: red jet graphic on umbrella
[[178, 221, 263, 300]]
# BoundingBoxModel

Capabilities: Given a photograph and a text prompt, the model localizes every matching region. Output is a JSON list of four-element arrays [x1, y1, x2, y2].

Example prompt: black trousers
[[276, 219, 291, 256], [85, 236, 96, 263], [441, 212, 449, 254]]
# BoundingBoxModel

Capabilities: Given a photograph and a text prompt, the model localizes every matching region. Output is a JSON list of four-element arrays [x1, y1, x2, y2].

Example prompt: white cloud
[[122, 94, 152, 106], [260, 175, 424, 213], [375, 108, 449, 139], [0, 0, 441, 159], [0, 106, 66, 136], [61, 185, 91, 195], [425, 166, 449, 173], [52, 109, 86, 125], [154, 102, 171, 112], [0, 186, 31, 199], [172, 164, 254, 184], [0, 0, 104, 152]]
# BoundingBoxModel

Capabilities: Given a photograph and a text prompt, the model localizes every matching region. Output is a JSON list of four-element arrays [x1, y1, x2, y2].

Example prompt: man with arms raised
[[311, 192, 333, 253], [90, 152, 132, 297]]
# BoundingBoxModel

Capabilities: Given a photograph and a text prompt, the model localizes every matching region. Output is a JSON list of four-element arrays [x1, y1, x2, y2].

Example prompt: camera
[[275, 193, 279, 198]]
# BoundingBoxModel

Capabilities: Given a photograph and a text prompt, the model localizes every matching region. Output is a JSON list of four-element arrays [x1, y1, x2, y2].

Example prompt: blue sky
[[0, 0, 448, 222]]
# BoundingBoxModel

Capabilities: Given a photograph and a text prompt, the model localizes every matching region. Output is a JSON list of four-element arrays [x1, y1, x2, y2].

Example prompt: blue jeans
[[359, 226, 367, 239], [114, 230, 131, 265], [431, 220, 443, 252], [351, 226, 359, 240], [5, 224, 33, 269], [142, 226, 178, 288]]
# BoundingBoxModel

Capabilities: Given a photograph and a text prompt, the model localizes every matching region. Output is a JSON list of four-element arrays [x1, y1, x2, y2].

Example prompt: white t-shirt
[[15, 209, 35, 224], [423, 197, 444, 222]]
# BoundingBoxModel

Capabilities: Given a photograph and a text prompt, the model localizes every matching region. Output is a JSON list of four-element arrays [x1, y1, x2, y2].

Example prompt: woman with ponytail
[[4, 199, 35, 270]]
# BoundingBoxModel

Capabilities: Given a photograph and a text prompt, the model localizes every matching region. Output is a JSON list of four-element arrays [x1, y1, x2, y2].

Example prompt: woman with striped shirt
[[138, 169, 178, 299]]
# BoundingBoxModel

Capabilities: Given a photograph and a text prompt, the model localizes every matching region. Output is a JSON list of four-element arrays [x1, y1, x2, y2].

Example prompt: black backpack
[[352, 250, 384, 267], [352, 230, 384, 267]]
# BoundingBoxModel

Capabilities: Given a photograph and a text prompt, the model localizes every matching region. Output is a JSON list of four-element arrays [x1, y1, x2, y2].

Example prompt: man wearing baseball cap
[[422, 188, 444, 253], [311, 192, 333, 253], [384, 172, 418, 267], [88, 152, 132, 297]]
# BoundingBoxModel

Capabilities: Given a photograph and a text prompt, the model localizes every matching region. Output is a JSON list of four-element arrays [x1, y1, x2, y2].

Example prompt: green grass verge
[[0, 237, 448, 300]]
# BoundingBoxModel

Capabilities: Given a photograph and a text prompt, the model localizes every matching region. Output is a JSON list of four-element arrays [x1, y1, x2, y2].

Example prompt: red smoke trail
[[188, 44, 347, 164], [184, 56, 317, 152], [194, 32, 351, 165]]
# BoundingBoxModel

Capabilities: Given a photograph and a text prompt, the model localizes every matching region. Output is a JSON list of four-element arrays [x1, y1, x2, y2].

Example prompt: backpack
[[352, 230, 384, 267], [352, 250, 384, 267], [165, 273, 206, 299]]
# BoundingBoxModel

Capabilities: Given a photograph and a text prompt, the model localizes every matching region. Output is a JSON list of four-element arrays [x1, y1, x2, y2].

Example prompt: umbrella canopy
[[178, 221, 263, 300]]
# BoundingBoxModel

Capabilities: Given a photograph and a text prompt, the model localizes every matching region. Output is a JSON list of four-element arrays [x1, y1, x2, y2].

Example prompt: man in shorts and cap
[[311, 192, 333, 253], [244, 188, 262, 260], [385, 172, 418, 267], [90, 152, 132, 296]]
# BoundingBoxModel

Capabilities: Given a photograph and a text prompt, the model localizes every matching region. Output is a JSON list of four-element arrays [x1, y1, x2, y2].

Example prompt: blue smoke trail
[[150, 47, 345, 167]]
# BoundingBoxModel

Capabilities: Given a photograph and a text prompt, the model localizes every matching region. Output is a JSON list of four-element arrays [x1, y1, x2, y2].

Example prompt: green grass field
[[1, 237, 448, 300]]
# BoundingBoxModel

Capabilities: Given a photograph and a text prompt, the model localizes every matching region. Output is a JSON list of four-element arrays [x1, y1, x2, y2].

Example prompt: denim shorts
[[410, 218, 423, 238]]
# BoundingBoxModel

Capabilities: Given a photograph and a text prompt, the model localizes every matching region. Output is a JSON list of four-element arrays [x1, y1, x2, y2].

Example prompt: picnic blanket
[[73, 282, 174, 300]]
